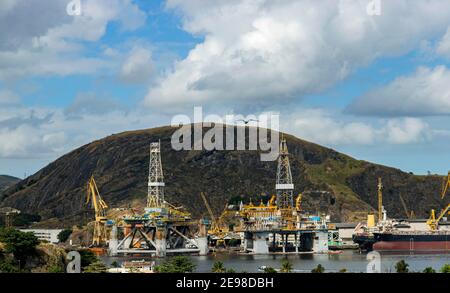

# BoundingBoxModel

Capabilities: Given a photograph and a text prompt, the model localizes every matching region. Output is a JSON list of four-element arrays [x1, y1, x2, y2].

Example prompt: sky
[[2, 0, 450, 178]]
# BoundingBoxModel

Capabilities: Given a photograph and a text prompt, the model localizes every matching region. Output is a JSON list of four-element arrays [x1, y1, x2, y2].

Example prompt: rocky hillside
[[0, 175, 20, 194], [0, 125, 447, 227]]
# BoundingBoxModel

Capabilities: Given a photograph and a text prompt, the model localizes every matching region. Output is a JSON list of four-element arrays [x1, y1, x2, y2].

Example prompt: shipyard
[[1, 125, 448, 274], [1, 2, 450, 292]]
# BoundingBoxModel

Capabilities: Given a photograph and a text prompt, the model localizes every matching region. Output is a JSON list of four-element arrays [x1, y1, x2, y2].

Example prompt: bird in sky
[[235, 119, 259, 125]]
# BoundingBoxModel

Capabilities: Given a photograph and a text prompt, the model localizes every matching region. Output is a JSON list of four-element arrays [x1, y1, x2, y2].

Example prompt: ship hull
[[373, 232, 449, 252], [373, 241, 449, 252], [352, 233, 375, 251]]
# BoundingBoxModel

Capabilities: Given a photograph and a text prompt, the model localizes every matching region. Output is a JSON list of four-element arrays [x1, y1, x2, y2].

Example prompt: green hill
[[0, 125, 446, 227], [0, 175, 20, 193]]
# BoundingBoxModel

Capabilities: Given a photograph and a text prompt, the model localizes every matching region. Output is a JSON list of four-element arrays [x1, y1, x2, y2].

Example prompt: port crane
[[398, 193, 414, 219], [199, 192, 229, 246], [426, 171, 450, 231], [377, 177, 383, 224], [295, 194, 302, 212], [86, 176, 109, 246]]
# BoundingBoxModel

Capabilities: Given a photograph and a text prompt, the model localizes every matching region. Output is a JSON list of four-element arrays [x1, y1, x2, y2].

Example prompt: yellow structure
[[367, 214, 376, 228], [200, 192, 229, 245], [295, 194, 302, 212], [377, 177, 383, 223], [86, 176, 108, 246], [427, 171, 450, 231]]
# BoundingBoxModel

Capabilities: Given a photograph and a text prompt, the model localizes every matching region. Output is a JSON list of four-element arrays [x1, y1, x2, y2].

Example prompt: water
[[101, 251, 450, 273]]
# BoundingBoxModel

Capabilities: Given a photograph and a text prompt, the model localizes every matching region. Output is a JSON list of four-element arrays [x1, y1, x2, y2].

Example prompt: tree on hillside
[[83, 261, 108, 273], [154, 256, 196, 273], [57, 229, 73, 243], [0, 228, 39, 267], [423, 267, 436, 273], [0, 259, 20, 273], [12, 214, 41, 227], [78, 249, 98, 269]]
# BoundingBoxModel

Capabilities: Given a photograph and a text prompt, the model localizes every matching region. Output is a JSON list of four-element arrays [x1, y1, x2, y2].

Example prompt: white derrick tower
[[147, 141, 165, 209], [276, 136, 294, 210]]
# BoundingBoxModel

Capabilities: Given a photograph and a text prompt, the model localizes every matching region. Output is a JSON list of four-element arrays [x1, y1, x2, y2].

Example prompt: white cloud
[[0, 0, 146, 80], [65, 92, 123, 116], [437, 26, 450, 57], [0, 90, 21, 105], [0, 98, 168, 159], [347, 66, 450, 116], [119, 47, 155, 84], [143, 0, 450, 109], [384, 118, 430, 144], [283, 109, 430, 146]]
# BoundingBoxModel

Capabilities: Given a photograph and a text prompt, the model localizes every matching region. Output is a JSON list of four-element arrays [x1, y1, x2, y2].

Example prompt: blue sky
[[2, 0, 450, 178]]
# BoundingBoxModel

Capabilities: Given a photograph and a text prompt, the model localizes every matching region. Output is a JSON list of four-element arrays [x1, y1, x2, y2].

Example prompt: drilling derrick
[[110, 140, 207, 257], [147, 141, 165, 209], [237, 136, 330, 254], [276, 136, 294, 220]]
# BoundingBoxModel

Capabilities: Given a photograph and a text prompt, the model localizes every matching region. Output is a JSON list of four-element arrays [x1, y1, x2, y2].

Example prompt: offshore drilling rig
[[238, 136, 330, 254], [108, 141, 208, 257]]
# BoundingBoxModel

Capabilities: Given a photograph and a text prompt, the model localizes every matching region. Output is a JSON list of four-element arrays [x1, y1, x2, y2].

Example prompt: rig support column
[[313, 230, 329, 253], [108, 225, 118, 256], [155, 226, 167, 257], [253, 232, 269, 254], [197, 219, 209, 255]]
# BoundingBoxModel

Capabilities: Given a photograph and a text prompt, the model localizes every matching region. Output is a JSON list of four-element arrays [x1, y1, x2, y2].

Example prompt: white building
[[20, 229, 63, 244]]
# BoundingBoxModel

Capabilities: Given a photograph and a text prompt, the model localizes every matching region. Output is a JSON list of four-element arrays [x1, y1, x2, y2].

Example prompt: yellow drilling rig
[[86, 176, 109, 246], [427, 171, 450, 231]]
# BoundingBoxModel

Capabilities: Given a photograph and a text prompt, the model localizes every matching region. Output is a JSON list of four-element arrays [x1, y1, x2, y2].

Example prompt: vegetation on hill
[[0, 125, 446, 227], [0, 175, 20, 193]]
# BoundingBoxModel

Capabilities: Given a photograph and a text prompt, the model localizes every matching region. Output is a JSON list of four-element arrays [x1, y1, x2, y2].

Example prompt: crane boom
[[441, 171, 450, 199], [86, 176, 108, 219], [295, 193, 302, 211], [200, 192, 216, 225], [377, 178, 383, 223], [86, 176, 108, 246], [398, 193, 411, 219], [427, 171, 450, 231]]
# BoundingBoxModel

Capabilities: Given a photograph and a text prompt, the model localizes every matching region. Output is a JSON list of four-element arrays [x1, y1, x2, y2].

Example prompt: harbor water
[[101, 250, 450, 273]]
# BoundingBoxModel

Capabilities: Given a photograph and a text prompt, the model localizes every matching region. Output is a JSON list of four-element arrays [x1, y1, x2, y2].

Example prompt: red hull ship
[[373, 231, 449, 253]]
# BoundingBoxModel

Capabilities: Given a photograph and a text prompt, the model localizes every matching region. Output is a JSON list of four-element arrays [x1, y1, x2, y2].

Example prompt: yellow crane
[[86, 176, 108, 246], [427, 171, 450, 231], [295, 193, 302, 211], [268, 195, 277, 207], [199, 192, 228, 246], [377, 177, 383, 223], [398, 193, 414, 219]]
